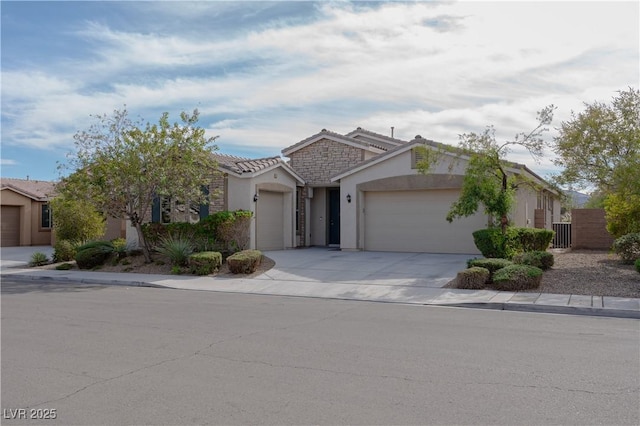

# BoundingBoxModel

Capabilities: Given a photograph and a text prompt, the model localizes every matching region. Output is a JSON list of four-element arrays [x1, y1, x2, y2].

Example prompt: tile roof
[[282, 128, 399, 155], [0, 177, 57, 201], [213, 154, 282, 174], [344, 127, 407, 148]]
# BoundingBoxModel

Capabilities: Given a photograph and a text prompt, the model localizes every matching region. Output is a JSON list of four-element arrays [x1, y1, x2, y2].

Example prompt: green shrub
[[491, 264, 543, 291], [170, 265, 183, 275], [77, 240, 114, 252], [53, 239, 78, 262], [156, 234, 194, 266], [75, 246, 112, 269], [612, 233, 640, 263], [635, 259, 640, 274], [456, 267, 490, 290], [111, 238, 128, 258], [515, 228, 554, 252], [513, 251, 554, 270], [206, 210, 253, 254], [188, 251, 222, 275], [50, 195, 105, 242], [29, 252, 49, 267], [472, 228, 519, 259], [468, 258, 513, 273], [55, 263, 73, 270], [227, 249, 262, 274]]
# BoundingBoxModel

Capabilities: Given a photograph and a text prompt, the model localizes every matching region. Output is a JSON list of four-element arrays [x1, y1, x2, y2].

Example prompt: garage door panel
[[1, 206, 21, 247], [364, 190, 484, 254], [256, 191, 284, 250]]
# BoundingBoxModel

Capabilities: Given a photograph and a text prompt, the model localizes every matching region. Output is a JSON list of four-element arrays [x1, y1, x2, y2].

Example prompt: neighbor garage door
[[256, 191, 284, 250], [1, 206, 21, 246], [364, 189, 486, 254]]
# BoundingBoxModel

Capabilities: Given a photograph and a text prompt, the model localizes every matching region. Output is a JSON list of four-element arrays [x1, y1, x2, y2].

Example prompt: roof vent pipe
[[391, 126, 394, 138]]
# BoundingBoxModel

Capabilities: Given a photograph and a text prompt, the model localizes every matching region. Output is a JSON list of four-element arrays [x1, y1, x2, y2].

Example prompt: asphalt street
[[2, 280, 639, 425]]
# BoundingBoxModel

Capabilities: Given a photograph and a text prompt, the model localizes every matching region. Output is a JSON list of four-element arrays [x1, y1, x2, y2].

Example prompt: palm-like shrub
[[157, 235, 194, 266], [29, 252, 49, 267]]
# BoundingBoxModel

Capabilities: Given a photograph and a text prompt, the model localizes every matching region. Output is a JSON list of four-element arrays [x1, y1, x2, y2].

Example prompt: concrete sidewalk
[[3, 266, 639, 319]]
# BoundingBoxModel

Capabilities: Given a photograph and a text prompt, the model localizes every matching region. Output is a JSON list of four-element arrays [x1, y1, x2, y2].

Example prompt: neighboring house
[[1, 178, 56, 246], [1, 177, 125, 247]]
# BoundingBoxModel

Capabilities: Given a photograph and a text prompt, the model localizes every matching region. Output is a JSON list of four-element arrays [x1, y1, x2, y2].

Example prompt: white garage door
[[256, 191, 284, 250], [364, 190, 486, 254]]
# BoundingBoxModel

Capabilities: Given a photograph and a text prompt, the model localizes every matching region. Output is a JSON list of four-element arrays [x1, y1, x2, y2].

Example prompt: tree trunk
[[129, 213, 153, 263]]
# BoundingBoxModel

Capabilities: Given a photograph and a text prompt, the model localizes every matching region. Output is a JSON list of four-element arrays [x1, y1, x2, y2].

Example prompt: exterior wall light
[[253, 193, 259, 202], [346, 194, 352, 203]]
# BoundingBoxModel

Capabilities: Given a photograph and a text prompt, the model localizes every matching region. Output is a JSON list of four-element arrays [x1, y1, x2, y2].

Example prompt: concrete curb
[[4, 271, 639, 319], [4, 273, 167, 289], [440, 302, 640, 320]]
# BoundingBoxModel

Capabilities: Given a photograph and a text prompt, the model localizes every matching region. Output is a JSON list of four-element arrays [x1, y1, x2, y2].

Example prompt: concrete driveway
[[0, 245, 54, 269], [260, 247, 472, 288]]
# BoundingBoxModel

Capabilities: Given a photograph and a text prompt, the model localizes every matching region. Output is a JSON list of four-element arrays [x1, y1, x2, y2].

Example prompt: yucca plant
[[156, 234, 194, 266], [29, 252, 49, 267]]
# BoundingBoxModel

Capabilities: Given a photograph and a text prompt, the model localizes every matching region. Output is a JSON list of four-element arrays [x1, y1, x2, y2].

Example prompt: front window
[[41, 204, 52, 229]]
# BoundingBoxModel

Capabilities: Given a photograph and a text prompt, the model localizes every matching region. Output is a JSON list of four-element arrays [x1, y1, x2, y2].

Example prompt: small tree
[[59, 108, 219, 262], [49, 195, 105, 242], [417, 106, 555, 234], [552, 88, 640, 236]]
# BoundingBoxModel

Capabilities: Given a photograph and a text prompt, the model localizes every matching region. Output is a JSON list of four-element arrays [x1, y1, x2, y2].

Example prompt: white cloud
[[1, 159, 18, 166], [1, 0, 637, 181]]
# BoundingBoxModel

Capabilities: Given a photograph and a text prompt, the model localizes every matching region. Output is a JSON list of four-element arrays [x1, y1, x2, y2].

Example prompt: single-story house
[[1, 177, 125, 247], [1, 178, 56, 246], [147, 127, 561, 254], [281, 127, 561, 254]]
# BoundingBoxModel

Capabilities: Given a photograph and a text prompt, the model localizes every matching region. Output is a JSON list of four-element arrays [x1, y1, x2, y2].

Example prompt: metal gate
[[552, 222, 571, 248]]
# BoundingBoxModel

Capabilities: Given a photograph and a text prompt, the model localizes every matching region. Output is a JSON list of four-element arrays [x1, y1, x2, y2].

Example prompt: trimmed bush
[[188, 251, 222, 275], [156, 235, 194, 266], [456, 267, 490, 289], [29, 252, 49, 267], [472, 228, 519, 259], [491, 264, 543, 291], [513, 251, 554, 270], [77, 240, 115, 252], [515, 228, 554, 252], [635, 259, 640, 274], [75, 246, 112, 269], [55, 263, 73, 270], [53, 239, 78, 262], [468, 258, 513, 273], [612, 233, 640, 264], [473, 227, 555, 259], [227, 250, 262, 274]]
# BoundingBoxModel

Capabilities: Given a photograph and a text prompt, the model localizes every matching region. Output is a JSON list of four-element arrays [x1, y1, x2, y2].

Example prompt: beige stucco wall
[[310, 187, 327, 246], [513, 186, 537, 228], [1, 189, 52, 246], [337, 148, 473, 251], [226, 166, 299, 250]]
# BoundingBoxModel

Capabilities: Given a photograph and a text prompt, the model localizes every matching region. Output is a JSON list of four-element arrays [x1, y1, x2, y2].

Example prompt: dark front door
[[328, 189, 340, 245]]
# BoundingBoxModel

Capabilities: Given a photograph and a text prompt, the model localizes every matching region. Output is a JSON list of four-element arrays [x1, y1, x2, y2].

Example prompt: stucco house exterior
[[151, 154, 304, 251], [1, 178, 56, 246], [280, 128, 561, 255]]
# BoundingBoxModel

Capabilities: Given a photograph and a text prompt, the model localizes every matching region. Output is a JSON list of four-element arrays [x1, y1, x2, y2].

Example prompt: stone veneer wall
[[287, 138, 367, 246], [288, 139, 364, 184], [209, 173, 226, 213]]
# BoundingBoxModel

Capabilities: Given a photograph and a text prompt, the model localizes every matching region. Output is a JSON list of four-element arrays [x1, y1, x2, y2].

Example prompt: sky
[[1, 1, 638, 184]]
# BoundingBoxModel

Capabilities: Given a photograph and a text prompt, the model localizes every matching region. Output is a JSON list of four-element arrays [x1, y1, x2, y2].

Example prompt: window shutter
[[199, 185, 210, 219], [151, 196, 160, 223]]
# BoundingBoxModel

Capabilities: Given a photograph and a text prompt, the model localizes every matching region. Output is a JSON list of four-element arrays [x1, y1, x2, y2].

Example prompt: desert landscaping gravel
[[530, 250, 639, 298]]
